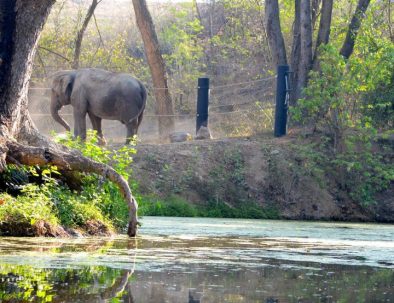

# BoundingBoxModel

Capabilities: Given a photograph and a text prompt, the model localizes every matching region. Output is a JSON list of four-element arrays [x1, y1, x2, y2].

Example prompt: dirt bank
[[132, 134, 394, 222], [0, 220, 114, 237]]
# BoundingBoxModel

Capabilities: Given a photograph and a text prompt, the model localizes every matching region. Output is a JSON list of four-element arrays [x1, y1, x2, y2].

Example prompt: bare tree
[[0, 0, 138, 237], [132, 0, 175, 138], [340, 0, 371, 59], [72, 0, 102, 69]]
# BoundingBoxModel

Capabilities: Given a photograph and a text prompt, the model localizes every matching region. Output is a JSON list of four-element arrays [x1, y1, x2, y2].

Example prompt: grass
[[139, 194, 279, 219]]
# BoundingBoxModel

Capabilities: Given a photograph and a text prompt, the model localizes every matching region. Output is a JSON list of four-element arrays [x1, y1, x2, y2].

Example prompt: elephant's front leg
[[73, 107, 87, 141]]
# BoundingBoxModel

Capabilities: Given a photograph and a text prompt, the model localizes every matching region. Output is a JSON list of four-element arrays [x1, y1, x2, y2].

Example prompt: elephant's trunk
[[51, 93, 70, 131]]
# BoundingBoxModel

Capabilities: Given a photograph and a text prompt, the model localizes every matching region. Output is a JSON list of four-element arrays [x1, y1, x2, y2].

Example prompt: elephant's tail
[[139, 80, 147, 105], [137, 80, 147, 118]]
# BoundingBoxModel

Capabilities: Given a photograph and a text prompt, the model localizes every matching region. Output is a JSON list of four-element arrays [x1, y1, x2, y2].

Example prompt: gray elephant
[[50, 68, 147, 144]]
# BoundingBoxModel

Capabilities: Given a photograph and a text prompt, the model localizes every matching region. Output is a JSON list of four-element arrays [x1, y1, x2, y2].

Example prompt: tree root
[[3, 140, 138, 237]]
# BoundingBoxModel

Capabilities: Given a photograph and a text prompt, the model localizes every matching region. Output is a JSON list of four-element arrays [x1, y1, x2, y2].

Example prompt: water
[[0, 217, 393, 302]]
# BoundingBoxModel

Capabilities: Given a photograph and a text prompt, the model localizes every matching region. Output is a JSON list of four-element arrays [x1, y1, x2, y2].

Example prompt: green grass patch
[[139, 194, 279, 219]]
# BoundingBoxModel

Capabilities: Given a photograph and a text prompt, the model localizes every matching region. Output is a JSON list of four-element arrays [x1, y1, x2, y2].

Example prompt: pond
[[0, 217, 393, 302]]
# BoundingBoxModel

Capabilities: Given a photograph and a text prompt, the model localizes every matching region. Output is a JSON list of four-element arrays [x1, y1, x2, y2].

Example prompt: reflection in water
[[0, 218, 393, 302], [0, 238, 137, 302], [0, 266, 133, 302]]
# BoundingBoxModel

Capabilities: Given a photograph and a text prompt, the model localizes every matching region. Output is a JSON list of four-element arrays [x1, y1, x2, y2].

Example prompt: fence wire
[[28, 75, 276, 143]]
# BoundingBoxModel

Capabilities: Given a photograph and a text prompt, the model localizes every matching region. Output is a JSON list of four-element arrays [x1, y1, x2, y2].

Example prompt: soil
[[132, 132, 394, 222], [0, 220, 69, 237]]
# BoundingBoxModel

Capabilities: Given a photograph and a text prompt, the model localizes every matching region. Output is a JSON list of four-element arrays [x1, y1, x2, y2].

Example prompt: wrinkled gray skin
[[51, 68, 147, 144]]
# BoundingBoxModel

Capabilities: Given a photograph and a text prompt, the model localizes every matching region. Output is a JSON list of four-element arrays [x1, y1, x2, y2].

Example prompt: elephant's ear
[[61, 73, 75, 102]]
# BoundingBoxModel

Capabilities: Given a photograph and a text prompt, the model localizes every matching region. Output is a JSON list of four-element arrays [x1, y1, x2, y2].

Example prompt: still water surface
[[0, 217, 393, 302]]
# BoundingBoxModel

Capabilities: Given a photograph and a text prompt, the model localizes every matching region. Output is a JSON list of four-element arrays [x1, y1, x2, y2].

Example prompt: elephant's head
[[50, 70, 76, 131]]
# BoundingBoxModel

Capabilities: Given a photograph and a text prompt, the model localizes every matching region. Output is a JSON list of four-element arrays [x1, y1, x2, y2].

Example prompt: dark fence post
[[196, 77, 210, 134], [274, 65, 289, 137]]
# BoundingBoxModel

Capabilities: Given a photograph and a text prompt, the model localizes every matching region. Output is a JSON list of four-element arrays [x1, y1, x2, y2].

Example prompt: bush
[[291, 41, 394, 205]]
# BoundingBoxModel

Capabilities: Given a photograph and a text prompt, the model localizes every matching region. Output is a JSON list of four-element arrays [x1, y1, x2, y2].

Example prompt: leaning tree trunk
[[265, 0, 288, 66], [340, 0, 371, 59], [0, 0, 138, 237], [72, 0, 100, 69], [132, 0, 175, 139]]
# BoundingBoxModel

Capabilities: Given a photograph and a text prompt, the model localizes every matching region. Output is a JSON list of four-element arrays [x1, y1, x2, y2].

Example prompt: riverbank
[[0, 131, 392, 237], [133, 131, 394, 222]]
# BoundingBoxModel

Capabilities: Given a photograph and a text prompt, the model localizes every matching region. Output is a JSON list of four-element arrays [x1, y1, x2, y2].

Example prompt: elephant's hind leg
[[126, 119, 138, 144], [88, 112, 106, 145]]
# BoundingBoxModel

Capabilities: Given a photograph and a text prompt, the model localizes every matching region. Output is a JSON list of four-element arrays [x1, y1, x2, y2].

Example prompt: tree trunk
[[72, 0, 100, 69], [311, 0, 321, 30], [290, 0, 301, 105], [313, 0, 333, 70], [340, 0, 371, 59], [265, 0, 288, 66], [297, 0, 313, 98], [132, 0, 175, 139], [0, 0, 138, 237]]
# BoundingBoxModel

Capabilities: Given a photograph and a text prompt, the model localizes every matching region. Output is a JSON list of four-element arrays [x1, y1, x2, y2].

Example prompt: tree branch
[[73, 0, 100, 69], [38, 46, 70, 62]]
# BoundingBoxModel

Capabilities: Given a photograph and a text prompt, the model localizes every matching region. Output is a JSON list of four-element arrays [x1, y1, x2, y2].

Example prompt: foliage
[[55, 130, 137, 229], [139, 195, 199, 217], [35, 2, 149, 83], [0, 184, 58, 228], [291, 40, 394, 205], [0, 264, 128, 303]]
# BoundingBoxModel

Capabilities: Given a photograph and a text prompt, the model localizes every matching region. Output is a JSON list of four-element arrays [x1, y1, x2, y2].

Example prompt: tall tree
[[72, 0, 102, 69], [340, 0, 371, 59], [0, 0, 138, 236], [298, 0, 313, 100], [290, 0, 301, 104], [132, 0, 175, 138]]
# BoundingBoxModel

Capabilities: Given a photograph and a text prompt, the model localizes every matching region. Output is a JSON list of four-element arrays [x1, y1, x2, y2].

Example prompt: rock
[[195, 126, 212, 140], [169, 131, 193, 143]]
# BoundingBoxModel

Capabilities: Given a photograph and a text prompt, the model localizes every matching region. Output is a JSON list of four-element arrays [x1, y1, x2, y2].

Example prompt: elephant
[[50, 68, 147, 144]]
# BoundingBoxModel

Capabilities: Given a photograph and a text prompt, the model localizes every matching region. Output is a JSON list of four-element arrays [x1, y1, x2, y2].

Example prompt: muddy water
[[0, 217, 393, 303]]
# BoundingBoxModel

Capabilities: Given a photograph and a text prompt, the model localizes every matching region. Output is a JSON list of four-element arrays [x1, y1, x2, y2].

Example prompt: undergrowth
[[0, 131, 137, 234]]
